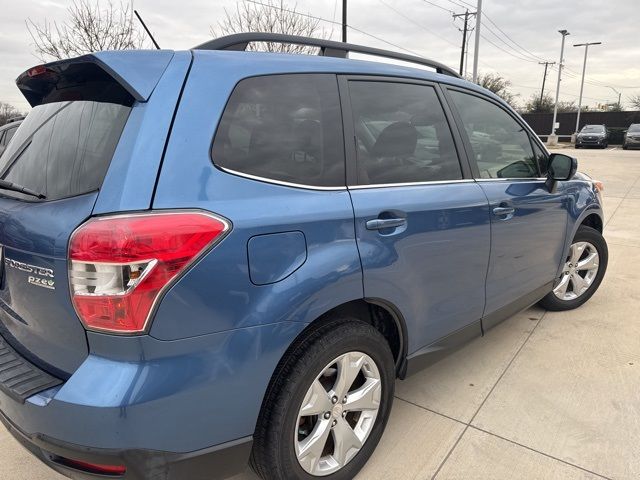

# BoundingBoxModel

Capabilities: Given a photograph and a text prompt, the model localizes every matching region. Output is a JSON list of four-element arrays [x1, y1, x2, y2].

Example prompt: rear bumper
[[0, 321, 307, 479], [1, 409, 252, 480]]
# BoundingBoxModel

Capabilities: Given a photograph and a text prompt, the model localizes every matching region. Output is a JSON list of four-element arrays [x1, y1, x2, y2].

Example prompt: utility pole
[[472, 0, 482, 82], [550, 29, 570, 144], [453, 10, 476, 76], [574, 41, 602, 134], [342, 0, 347, 43], [609, 86, 621, 109], [538, 61, 555, 105]]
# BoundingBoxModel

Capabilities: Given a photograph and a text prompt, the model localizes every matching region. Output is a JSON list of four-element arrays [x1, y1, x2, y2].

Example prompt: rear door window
[[0, 101, 130, 200], [347, 81, 462, 185], [211, 74, 345, 188]]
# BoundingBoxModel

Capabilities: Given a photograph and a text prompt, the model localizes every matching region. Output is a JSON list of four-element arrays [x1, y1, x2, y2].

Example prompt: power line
[[379, 0, 460, 49], [421, 0, 455, 15], [246, 0, 426, 58]]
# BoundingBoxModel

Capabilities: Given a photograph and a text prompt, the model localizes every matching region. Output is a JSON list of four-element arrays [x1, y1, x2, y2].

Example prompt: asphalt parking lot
[[2, 147, 639, 480]]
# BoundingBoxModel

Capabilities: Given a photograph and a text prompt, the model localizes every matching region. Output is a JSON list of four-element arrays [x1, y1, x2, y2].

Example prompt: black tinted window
[[450, 91, 538, 179], [5, 126, 17, 144], [212, 74, 345, 187], [532, 141, 549, 174], [0, 102, 130, 200], [348, 81, 461, 185]]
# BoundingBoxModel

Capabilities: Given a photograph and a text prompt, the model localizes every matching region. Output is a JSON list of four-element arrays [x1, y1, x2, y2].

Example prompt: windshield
[[628, 124, 640, 133], [581, 125, 605, 133], [0, 101, 130, 201]]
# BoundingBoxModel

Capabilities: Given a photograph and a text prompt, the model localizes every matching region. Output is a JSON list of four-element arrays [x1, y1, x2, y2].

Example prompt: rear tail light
[[56, 457, 126, 476], [69, 211, 229, 334]]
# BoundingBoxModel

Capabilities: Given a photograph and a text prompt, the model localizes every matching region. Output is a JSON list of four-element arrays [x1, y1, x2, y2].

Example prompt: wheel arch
[[580, 211, 603, 233]]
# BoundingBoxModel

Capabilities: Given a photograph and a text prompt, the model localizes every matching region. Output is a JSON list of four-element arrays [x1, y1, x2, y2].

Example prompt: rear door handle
[[492, 206, 515, 216], [366, 218, 406, 230]]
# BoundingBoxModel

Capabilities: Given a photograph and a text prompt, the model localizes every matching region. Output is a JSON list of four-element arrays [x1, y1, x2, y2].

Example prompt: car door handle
[[492, 206, 515, 216], [366, 218, 407, 230]]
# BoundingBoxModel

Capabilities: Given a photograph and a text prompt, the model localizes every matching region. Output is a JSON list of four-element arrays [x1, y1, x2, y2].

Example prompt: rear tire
[[250, 317, 395, 480], [539, 225, 608, 311]]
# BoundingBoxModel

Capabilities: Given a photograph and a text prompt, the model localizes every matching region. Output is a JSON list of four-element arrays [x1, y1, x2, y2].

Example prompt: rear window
[[0, 101, 130, 201], [211, 74, 345, 188]]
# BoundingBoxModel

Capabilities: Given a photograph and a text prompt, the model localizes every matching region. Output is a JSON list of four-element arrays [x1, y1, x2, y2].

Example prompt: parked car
[[0, 117, 23, 158], [575, 124, 609, 148], [623, 123, 640, 149], [0, 33, 608, 480]]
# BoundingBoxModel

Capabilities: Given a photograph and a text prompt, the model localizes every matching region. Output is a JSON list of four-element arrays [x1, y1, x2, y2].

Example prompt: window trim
[[209, 72, 348, 191], [338, 75, 474, 189], [443, 85, 547, 180]]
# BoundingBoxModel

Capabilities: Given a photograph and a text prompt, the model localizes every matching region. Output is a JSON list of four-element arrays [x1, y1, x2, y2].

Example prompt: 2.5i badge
[[4, 255, 55, 290]]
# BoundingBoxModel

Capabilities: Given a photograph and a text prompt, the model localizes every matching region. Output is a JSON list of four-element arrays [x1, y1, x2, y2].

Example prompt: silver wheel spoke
[[577, 252, 599, 271], [300, 380, 333, 417], [571, 273, 588, 294], [570, 242, 585, 264], [553, 274, 571, 297], [332, 417, 363, 466], [344, 378, 381, 412], [297, 419, 332, 472], [333, 353, 365, 399]]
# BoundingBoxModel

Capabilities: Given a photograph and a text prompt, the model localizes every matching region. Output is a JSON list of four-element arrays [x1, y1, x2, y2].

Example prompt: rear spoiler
[[16, 50, 175, 107]]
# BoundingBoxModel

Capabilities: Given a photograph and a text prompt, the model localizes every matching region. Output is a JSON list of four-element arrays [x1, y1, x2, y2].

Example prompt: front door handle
[[493, 206, 515, 216], [366, 218, 407, 230]]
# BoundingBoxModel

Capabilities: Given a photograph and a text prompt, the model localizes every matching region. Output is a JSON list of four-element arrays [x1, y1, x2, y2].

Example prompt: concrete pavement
[[2, 148, 639, 480]]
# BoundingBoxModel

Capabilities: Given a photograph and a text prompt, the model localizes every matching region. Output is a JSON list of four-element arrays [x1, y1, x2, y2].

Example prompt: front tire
[[539, 225, 608, 311], [250, 317, 395, 480]]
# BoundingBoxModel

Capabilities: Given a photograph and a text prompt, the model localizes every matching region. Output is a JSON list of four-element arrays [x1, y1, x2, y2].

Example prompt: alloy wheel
[[295, 351, 382, 476], [553, 241, 600, 301]]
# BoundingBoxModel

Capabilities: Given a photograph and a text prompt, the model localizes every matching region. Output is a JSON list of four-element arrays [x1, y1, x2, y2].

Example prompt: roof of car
[[192, 49, 500, 102]]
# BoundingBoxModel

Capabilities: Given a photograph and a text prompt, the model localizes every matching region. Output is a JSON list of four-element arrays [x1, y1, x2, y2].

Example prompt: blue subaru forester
[[0, 33, 607, 480]]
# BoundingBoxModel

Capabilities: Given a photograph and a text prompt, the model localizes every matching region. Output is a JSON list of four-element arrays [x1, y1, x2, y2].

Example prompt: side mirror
[[546, 153, 578, 193]]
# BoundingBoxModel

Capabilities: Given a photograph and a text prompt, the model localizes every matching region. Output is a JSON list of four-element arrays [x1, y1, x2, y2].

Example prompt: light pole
[[550, 29, 570, 145], [574, 41, 602, 135], [472, 0, 482, 83]]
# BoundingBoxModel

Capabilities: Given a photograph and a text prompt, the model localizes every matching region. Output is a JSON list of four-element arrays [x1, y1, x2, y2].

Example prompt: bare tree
[[0, 102, 26, 126], [210, 0, 329, 54], [475, 72, 518, 105], [27, 1, 145, 61], [628, 94, 640, 111]]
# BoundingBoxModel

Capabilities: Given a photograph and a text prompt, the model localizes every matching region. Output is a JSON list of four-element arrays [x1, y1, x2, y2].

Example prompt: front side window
[[348, 81, 462, 185], [449, 90, 539, 179], [211, 74, 345, 187], [532, 141, 549, 174]]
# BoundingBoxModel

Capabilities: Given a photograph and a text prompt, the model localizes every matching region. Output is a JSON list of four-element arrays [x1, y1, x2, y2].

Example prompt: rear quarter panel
[[149, 52, 364, 341]]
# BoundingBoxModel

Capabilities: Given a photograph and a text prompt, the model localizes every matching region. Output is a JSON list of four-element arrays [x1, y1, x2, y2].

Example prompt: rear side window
[[0, 101, 130, 201], [212, 74, 345, 187], [348, 81, 462, 185], [449, 90, 538, 179]]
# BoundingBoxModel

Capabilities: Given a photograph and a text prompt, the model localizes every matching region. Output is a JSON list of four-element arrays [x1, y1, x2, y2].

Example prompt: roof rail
[[193, 32, 461, 78]]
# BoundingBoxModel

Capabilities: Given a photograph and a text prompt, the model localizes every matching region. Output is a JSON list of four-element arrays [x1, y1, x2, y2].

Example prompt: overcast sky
[[1, 0, 638, 112]]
